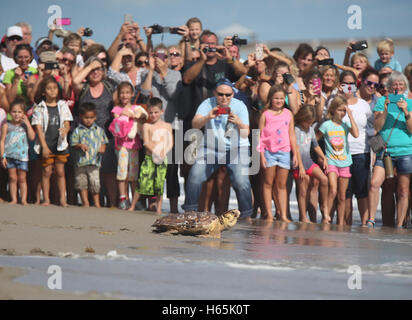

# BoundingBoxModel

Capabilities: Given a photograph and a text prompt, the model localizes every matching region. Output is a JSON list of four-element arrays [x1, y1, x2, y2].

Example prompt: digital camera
[[232, 35, 247, 46], [83, 28, 93, 37]]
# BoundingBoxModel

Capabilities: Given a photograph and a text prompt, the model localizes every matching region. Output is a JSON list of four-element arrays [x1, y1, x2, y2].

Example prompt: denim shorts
[[375, 153, 412, 174], [346, 153, 370, 199], [6, 158, 29, 171], [264, 150, 290, 169]]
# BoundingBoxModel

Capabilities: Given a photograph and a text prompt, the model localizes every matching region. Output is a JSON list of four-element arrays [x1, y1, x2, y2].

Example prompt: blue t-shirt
[[319, 120, 352, 167], [374, 57, 402, 72], [373, 95, 412, 157], [195, 97, 250, 155]]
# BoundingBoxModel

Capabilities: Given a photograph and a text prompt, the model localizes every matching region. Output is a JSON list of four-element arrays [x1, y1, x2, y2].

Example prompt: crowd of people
[[0, 17, 411, 229]]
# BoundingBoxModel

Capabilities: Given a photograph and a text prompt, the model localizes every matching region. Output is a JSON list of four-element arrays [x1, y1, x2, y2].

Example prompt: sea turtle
[[152, 209, 240, 238]]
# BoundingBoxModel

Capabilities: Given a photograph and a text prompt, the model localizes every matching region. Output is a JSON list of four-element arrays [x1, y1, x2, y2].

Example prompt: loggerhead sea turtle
[[152, 209, 240, 238]]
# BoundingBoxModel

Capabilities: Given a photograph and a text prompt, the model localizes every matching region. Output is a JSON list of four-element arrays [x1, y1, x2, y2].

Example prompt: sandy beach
[[1, 202, 411, 300], [0, 203, 184, 299]]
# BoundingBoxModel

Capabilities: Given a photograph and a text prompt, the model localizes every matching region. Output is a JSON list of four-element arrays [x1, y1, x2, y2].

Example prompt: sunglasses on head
[[169, 52, 180, 57], [217, 92, 232, 97], [364, 80, 381, 89]]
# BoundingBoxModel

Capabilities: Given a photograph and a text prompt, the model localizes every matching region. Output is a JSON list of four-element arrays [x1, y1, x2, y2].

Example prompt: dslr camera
[[83, 28, 93, 37], [232, 35, 247, 46], [149, 24, 165, 34]]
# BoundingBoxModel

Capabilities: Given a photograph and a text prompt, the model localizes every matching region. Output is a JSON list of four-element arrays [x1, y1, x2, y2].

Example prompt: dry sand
[[0, 203, 185, 299]]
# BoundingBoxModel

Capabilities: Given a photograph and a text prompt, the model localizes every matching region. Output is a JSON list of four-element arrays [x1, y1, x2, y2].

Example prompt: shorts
[[346, 153, 370, 199], [374, 153, 412, 175], [74, 165, 101, 193], [42, 153, 69, 167], [292, 163, 319, 180], [326, 164, 351, 178], [6, 158, 29, 172], [137, 155, 167, 196], [264, 150, 290, 169], [115, 147, 139, 181], [101, 139, 118, 174]]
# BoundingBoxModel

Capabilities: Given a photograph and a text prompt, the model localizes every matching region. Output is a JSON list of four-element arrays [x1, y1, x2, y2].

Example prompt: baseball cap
[[35, 37, 53, 50], [6, 25, 23, 38]]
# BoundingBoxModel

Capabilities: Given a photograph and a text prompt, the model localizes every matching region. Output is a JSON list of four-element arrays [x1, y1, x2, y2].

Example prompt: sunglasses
[[364, 80, 381, 89], [62, 58, 74, 64], [91, 67, 104, 72], [341, 82, 356, 85], [8, 36, 22, 42], [169, 52, 180, 57], [217, 92, 232, 97], [136, 59, 149, 67]]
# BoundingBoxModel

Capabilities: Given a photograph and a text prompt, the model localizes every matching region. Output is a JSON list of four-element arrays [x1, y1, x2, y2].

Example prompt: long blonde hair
[[327, 96, 347, 120]]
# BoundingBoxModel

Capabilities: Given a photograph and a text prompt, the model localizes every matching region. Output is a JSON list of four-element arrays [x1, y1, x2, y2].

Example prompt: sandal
[[366, 219, 375, 228]]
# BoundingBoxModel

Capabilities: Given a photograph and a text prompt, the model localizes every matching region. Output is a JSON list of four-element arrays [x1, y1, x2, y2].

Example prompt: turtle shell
[[152, 211, 219, 234]]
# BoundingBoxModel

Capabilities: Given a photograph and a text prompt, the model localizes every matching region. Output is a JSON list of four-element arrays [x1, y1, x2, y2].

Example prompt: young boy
[[129, 98, 173, 214], [70, 102, 108, 207], [374, 38, 402, 72], [62, 33, 84, 67]]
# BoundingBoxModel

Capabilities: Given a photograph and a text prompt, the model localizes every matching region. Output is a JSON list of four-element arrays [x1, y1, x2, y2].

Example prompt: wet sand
[[0, 202, 411, 299]]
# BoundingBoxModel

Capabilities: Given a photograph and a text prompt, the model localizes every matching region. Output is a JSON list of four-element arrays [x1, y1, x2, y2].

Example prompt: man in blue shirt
[[182, 79, 253, 218]]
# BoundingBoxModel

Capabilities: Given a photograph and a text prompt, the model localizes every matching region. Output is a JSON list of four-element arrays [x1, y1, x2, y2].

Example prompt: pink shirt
[[258, 108, 292, 153], [110, 105, 144, 150]]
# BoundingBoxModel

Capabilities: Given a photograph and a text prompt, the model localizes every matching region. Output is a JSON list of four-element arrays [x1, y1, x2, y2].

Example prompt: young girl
[[109, 82, 147, 210], [258, 85, 299, 222], [179, 17, 202, 63], [32, 76, 73, 207], [293, 105, 330, 223], [317, 96, 359, 226], [0, 98, 35, 205]]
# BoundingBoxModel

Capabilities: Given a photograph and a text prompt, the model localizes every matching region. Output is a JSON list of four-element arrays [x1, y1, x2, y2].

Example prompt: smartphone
[[351, 40, 368, 51], [216, 106, 231, 115], [317, 58, 334, 66], [45, 62, 59, 70], [155, 50, 166, 61], [124, 14, 133, 24], [312, 78, 322, 95], [56, 18, 71, 26], [283, 73, 295, 85], [255, 43, 264, 61]]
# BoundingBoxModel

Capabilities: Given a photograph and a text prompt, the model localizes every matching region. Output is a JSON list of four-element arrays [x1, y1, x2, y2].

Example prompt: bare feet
[[9, 200, 17, 205], [42, 201, 50, 206], [21, 201, 28, 206], [278, 216, 292, 223]]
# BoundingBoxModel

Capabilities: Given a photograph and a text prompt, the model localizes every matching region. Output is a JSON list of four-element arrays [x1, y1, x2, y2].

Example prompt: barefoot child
[[0, 98, 35, 205], [70, 102, 108, 208], [293, 105, 329, 223], [317, 96, 359, 225], [32, 76, 73, 206], [258, 85, 299, 222], [129, 97, 173, 214], [109, 82, 147, 210]]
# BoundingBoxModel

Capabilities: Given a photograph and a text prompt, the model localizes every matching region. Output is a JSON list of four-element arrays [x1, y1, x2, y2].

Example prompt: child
[[0, 106, 7, 203], [32, 76, 73, 206], [258, 85, 299, 222], [109, 82, 147, 210], [70, 102, 108, 208], [374, 38, 402, 72], [63, 33, 84, 68], [179, 17, 202, 62], [129, 97, 173, 214], [293, 105, 329, 223], [0, 97, 35, 205], [317, 96, 359, 226]]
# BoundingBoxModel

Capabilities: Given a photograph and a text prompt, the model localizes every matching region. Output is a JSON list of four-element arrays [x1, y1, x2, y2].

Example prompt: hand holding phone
[[215, 106, 231, 115]]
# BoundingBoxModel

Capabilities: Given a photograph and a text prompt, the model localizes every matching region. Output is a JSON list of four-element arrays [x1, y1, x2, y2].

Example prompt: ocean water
[[0, 219, 411, 299]]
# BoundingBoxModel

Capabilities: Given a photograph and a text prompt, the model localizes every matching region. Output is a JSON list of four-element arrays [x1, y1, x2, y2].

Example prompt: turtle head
[[221, 209, 240, 228]]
